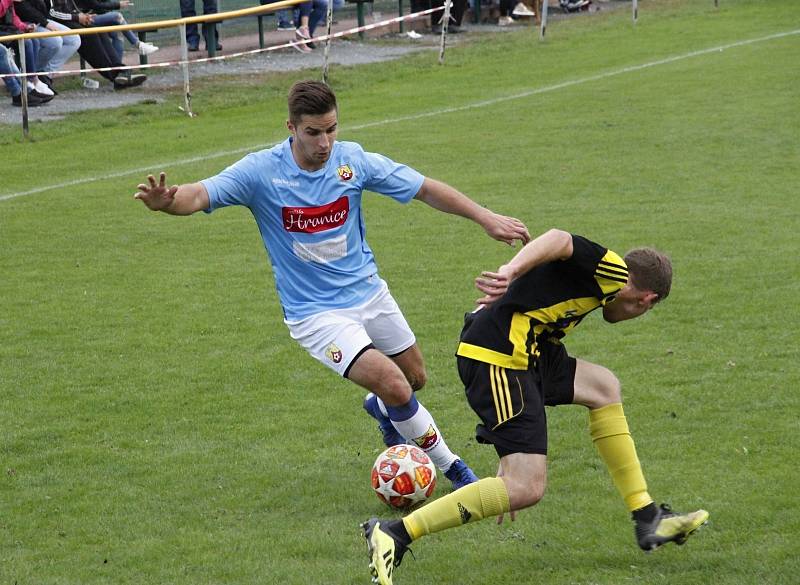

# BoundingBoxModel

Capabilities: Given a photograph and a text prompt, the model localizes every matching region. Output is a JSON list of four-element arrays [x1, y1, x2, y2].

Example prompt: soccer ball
[[371, 444, 437, 509]]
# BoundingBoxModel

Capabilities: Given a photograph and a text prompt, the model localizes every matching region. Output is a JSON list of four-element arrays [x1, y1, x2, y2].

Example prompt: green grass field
[[2, 0, 799, 583]]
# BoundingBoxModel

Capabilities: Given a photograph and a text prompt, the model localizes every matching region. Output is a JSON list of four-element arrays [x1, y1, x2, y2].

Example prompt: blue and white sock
[[384, 394, 459, 472]]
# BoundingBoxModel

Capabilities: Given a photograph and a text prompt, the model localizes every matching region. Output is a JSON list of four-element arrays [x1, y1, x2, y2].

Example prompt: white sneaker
[[33, 79, 55, 96], [138, 41, 159, 56], [292, 26, 313, 53], [512, 2, 536, 16], [498, 15, 515, 26], [291, 40, 313, 53]]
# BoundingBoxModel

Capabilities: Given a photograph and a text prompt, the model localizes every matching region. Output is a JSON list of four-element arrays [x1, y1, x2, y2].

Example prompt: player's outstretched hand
[[483, 213, 530, 247], [135, 172, 178, 211], [475, 265, 514, 306]]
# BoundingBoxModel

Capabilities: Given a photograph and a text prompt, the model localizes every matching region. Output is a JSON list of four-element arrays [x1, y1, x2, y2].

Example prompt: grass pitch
[[2, 1, 799, 583]]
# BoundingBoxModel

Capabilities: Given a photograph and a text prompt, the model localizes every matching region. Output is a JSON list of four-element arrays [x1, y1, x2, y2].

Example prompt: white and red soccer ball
[[371, 444, 437, 509]]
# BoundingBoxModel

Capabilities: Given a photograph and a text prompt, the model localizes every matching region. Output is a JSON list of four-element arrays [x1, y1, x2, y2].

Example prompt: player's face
[[287, 109, 338, 171], [602, 283, 658, 323]]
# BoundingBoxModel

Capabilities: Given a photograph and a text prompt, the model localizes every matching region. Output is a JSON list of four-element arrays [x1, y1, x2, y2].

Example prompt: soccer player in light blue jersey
[[134, 80, 530, 490]]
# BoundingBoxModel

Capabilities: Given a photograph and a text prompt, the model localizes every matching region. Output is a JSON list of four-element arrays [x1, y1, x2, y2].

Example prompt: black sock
[[632, 502, 659, 523], [387, 519, 412, 546]]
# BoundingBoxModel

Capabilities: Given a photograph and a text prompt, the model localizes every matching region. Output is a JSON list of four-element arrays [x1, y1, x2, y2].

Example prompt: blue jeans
[[36, 21, 81, 74], [179, 0, 219, 48], [0, 44, 22, 97], [91, 12, 139, 62], [308, 0, 344, 36], [22, 39, 39, 74], [261, 0, 293, 27]]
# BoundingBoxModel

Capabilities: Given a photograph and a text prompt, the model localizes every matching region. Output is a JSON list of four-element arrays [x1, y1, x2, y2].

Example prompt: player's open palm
[[135, 172, 178, 211]]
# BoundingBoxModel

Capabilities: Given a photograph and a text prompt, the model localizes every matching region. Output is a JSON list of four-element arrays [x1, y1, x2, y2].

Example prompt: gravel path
[[1, 1, 614, 127], [0, 34, 445, 126]]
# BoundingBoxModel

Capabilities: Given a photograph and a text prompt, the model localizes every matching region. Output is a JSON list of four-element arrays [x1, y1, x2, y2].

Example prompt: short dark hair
[[624, 247, 672, 301], [288, 81, 337, 124]]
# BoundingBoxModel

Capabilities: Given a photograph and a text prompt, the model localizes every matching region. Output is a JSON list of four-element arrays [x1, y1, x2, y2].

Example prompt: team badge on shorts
[[337, 164, 354, 181], [412, 425, 439, 450], [325, 343, 343, 364]]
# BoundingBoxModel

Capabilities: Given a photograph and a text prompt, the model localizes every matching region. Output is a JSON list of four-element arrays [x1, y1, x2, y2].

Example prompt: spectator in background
[[0, 41, 50, 105], [307, 0, 342, 39], [496, 0, 516, 25], [261, 0, 294, 31], [1, 0, 56, 98], [279, 0, 342, 52], [411, 0, 466, 34], [497, 0, 537, 24], [179, 0, 220, 52], [290, 1, 312, 53], [49, 0, 147, 88], [74, 0, 158, 60], [15, 0, 81, 92]]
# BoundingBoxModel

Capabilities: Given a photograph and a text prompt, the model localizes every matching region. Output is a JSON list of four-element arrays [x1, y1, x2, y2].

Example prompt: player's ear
[[641, 291, 659, 308], [286, 119, 295, 134]]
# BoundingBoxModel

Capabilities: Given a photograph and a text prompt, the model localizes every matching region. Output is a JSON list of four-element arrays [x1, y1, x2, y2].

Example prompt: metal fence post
[[322, 0, 334, 83], [17, 38, 29, 139], [539, 0, 548, 39], [438, 0, 452, 64], [357, 2, 366, 39], [398, 0, 404, 34], [179, 23, 194, 117]]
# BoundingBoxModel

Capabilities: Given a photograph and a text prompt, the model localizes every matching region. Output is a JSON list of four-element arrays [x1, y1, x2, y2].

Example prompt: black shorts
[[458, 339, 576, 457]]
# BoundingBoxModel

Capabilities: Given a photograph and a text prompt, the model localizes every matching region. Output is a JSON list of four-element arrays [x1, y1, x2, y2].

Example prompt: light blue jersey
[[202, 138, 425, 321]]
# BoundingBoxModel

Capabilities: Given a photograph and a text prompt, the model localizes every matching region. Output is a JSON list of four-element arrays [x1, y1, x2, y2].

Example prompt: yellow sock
[[402, 477, 510, 541], [589, 403, 653, 512]]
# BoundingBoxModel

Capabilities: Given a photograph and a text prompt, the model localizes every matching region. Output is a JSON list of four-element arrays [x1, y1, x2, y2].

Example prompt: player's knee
[[600, 370, 622, 403], [504, 473, 546, 510], [375, 374, 414, 406], [408, 367, 427, 391], [518, 481, 545, 509], [587, 367, 621, 406]]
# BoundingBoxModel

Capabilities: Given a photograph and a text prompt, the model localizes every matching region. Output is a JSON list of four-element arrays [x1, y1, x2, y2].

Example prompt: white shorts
[[285, 279, 416, 377]]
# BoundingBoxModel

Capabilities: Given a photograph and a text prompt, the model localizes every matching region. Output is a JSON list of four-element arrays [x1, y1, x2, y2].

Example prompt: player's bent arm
[[414, 178, 530, 245], [414, 177, 493, 224], [504, 229, 573, 280], [475, 229, 573, 305]]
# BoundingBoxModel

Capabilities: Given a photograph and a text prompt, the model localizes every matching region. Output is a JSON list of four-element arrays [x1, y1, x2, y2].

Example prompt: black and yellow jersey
[[456, 235, 628, 370]]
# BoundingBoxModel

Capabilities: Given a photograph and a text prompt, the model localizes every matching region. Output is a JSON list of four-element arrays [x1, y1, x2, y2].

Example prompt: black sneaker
[[188, 44, 200, 52], [30, 89, 55, 102], [11, 92, 47, 107], [361, 518, 410, 585], [635, 503, 709, 551], [113, 73, 147, 90]]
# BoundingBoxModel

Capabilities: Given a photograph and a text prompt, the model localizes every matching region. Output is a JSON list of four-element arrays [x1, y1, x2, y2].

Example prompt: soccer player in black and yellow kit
[[362, 228, 709, 585]]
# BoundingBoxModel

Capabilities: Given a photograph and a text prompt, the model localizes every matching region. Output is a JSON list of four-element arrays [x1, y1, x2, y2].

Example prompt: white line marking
[[2, 28, 797, 203]]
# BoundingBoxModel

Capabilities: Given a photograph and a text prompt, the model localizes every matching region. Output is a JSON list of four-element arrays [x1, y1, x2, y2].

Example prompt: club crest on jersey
[[325, 343, 343, 364], [337, 164, 354, 181], [412, 425, 439, 450]]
